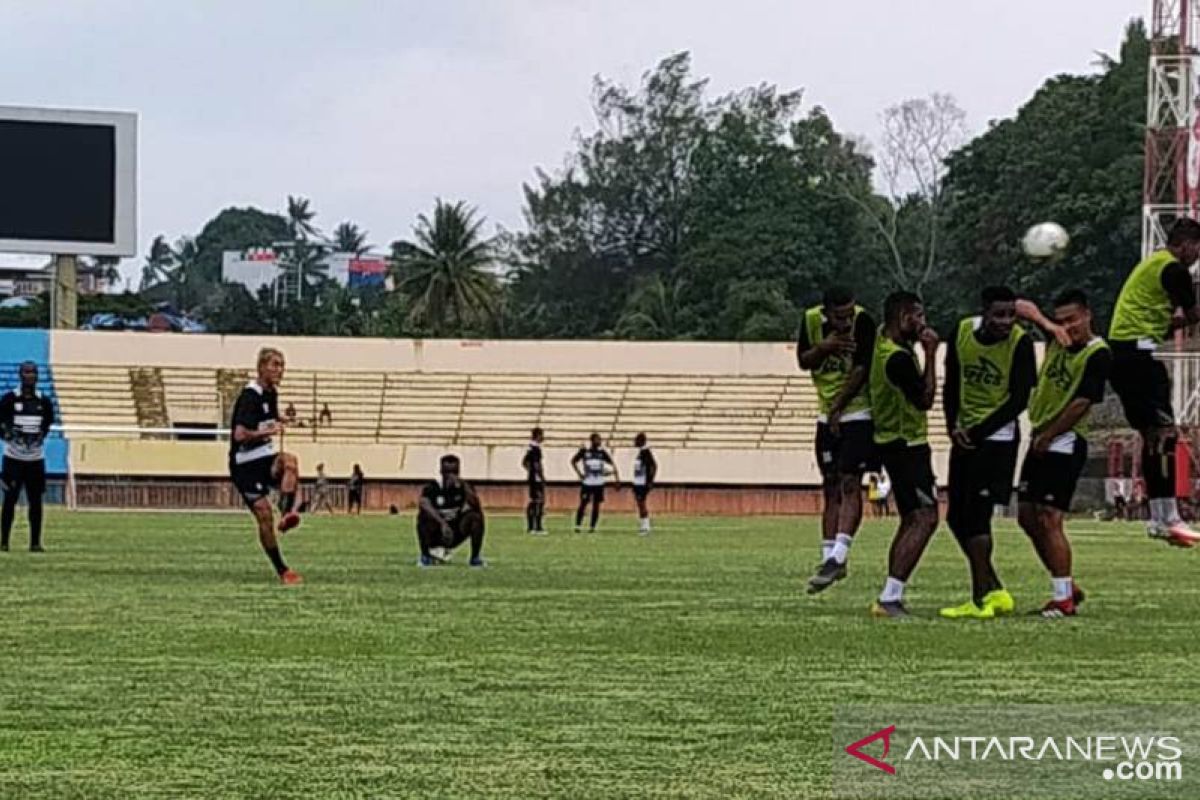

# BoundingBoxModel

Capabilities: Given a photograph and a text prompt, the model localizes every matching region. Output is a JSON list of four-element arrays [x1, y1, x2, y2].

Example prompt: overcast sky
[[1, 0, 1144, 285]]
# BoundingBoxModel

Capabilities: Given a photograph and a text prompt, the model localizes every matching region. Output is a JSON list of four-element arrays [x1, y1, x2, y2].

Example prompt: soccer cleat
[[1037, 598, 1076, 618], [28, 544, 44, 553], [469, 557, 487, 568], [981, 589, 1015, 616], [279, 569, 303, 585], [938, 600, 995, 620], [1166, 521, 1200, 548], [528, 529, 548, 536], [806, 559, 847, 595], [573, 526, 582, 533], [278, 511, 302, 534], [0, 543, 8, 552], [417, 554, 441, 568], [870, 600, 910, 619]]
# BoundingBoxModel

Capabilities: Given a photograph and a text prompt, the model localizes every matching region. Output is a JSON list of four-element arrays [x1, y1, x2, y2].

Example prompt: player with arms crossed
[[939, 287, 1036, 620], [798, 286, 878, 594], [632, 432, 658, 535], [0, 362, 55, 553], [523, 427, 548, 536], [416, 454, 486, 567], [1016, 290, 1111, 618], [228, 348, 304, 584], [1108, 218, 1200, 547], [572, 433, 619, 533], [869, 292, 941, 618]]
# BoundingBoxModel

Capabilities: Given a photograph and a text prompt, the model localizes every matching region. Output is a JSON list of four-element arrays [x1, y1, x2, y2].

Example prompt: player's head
[[883, 291, 925, 342], [634, 432, 647, 448], [256, 347, 285, 388], [1167, 218, 1200, 265], [18, 361, 37, 390], [439, 454, 461, 480], [531, 426, 544, 443], [353, 463, 361, 473], [822, 285, 856, 334], [589, 432, 602, 448], [980, 286, 1018, 339], [317, 462, 325, 474], [1052, 289, 1093, 345]]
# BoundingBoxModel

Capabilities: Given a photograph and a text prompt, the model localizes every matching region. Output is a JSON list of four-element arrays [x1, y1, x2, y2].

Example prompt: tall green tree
[[391, 200, 500, 336], [139, 234, 176, 292], [332, 221, 369, 255]]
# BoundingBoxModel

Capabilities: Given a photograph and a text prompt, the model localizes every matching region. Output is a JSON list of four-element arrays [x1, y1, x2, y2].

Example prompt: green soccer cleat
[[981, 589, 1015, 616], [938, 600, 995, 620]]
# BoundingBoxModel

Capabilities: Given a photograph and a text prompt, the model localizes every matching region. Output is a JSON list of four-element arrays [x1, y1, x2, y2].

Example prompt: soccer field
[[0, 510, 1194, 799]]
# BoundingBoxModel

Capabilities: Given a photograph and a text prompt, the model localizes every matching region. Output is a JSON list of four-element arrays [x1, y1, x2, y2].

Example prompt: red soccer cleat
[[278, 511, 302, 534], [279, 569, 304, 585], [1038, 598, 1076, 619], [1166, 522, 1200, 548]]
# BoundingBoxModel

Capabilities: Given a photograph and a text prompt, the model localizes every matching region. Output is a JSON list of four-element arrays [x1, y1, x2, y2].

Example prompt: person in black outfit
[[0, 362, 55, 552], [632, 432, 658, 535], [348, 464, 364, 514], [416, 454, 486, 567], [523, 427, 548, 535]]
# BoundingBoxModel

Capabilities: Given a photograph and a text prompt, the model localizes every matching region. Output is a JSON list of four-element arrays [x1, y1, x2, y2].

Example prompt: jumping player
[[938, 287, 1036, 620], [632, 432, 658, 535], [868, 292, 941, 619], [0, 362, 55, 553], [572, 433, 619, 532], [523, 427, 547, 535], [798, 286, 877, 594], [1108, 218, 1200, 547], [416, 454, 486, 567], [1017, 290, 1111, 618], [228, 347, 303, 584]]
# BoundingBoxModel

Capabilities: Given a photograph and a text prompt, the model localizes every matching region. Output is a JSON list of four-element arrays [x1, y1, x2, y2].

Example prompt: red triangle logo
[[845, 725, 897, 775]]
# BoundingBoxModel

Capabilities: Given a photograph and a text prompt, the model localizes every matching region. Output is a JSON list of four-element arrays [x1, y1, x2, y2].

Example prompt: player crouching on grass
[[228, 347, 303, 585], [416, 454, 486, 568], [1016, 290, 1112, 618]]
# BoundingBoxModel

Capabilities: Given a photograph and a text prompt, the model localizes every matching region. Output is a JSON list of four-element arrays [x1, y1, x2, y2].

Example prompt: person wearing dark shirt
[[1017, 290, 1112, 618], [228, 347, 304, 585], [867, 292, 941, 619], [0, 361, 55, 552], [523, 427, 547, 536], [348, 464, 364, 514], [798, 286, 879, 593], [1108, 218, 1200, 547], [416, 454, 486, 567], [571, 432, 619, 533], [939, 287, 1037, 620], [632, 432, 658, 535]]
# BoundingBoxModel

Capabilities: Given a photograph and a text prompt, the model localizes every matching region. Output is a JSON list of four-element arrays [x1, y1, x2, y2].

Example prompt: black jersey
[[0, 389, 54, 462], [633, 447, 657, 487], [523, 442, 544, 484], [574, 447, 613, 487], [228, 382, 279, 465], [421, 479, 470, 521]]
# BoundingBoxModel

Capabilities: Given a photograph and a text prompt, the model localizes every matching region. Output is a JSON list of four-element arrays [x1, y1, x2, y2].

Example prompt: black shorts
[[633, 484, 652, 502], [580, 485, 606, 504], [229, 456, 278, 508], [528, 482, 545, 503], [947, 440, 1018, 538], [348, 489, 362, 505], [878, 444, 938, 518], [1109, 347, 1174, 430], [1018, 438, 1088, 512], [1, 456, 46, 499], [815, 420, 879, 480]]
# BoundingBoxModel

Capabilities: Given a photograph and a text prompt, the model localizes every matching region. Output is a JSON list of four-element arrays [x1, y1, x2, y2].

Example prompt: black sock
[[576, 505, 585, 526], [0, 492, 15, 548], [264, 545, 288, 575], [526, 503, 536, 531], [28, 497, 43, 548], [535, 504, 545, 530], [590, 505, 600, 530], [279, 492, 296, 514]]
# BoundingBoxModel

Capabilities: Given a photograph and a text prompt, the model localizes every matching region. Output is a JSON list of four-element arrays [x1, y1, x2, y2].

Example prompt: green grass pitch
[[0, 510, 1194, 799]]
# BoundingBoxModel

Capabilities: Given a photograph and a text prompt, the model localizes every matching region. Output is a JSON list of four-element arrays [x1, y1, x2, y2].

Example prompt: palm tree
[[172, 236, 201, 309], [139, 235, 176, 291], [286, 195, 319, 241], [390, 200, 500, 336], [332, 221, 369, 255], [615, 273, 689, 339]]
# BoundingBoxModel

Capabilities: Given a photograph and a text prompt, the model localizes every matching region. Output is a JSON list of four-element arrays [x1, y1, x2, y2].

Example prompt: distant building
[[0, 260, 113, 298], [222, 248, 390, 298]]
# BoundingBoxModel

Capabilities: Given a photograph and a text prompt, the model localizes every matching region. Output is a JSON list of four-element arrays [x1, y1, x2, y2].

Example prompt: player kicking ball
[[416, 454, 486, 568], [1016, 291, 1111, 618], [228, 348, 303, 585]]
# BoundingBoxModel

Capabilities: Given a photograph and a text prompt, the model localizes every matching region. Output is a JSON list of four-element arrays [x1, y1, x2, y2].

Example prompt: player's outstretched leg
[[808, 473, 861, 594], [1018, 502, 1082, 618], [870, 507, 938, 618], [251, 498, 301, 584], [275, 453, 302, 533], [1143, 428, 1200, 547]]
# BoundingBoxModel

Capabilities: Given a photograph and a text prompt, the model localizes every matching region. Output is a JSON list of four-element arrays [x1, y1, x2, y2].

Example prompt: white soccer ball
[[1022, 222, 1070, 259]]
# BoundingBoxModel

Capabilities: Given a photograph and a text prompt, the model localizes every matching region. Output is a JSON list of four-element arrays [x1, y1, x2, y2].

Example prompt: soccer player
[[416, 454, 486, 567], [798, 286, 878, 594], [632, 432, 658, 535], [523, 427, 547, 535], [939, 286, 1036, 619], [572, 432, 619, 532], [1016, 290, 1111, 618], [1108, 218, 1200, 547], [308, 462, 334, 513], [228, 347, 303, 585], [869, 291, 941, 619], [0, 361, 55, 553], [348, 464, 364, 514]]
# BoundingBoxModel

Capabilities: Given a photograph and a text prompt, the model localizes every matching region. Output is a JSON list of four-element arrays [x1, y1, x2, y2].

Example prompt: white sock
[[1162, 498, 1182, 524], [879, 577, 905, 603], [821, 541, 834, 562], [1052, 577, 1073, 602], [830, 533, 853, 565], [640, 517, 651, 531]]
